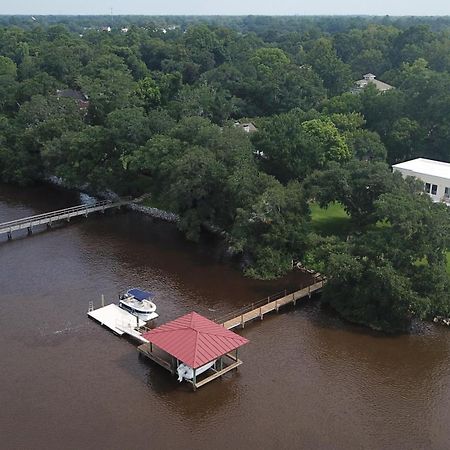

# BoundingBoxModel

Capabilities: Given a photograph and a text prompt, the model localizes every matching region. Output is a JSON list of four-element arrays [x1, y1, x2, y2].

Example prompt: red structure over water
[[142, 312, 249, 368]]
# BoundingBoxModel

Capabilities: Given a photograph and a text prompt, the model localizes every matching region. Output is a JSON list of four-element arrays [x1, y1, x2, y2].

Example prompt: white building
[[393, 158, 450, 203]]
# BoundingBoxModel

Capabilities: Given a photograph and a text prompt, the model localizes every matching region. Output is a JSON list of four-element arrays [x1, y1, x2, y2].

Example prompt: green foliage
[[252, 110, 352, 182], [232, 180, 309, 279], [4, 15, 450, 305], [0, 56, 18, 112], [307, 160, 404, 226], [135, 76, 161, 110], [308, 170, 450, 332]]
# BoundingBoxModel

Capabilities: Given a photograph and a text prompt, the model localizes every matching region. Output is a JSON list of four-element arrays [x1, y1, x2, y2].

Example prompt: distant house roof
[[354, 74, 394, 92], [56, 89, 88, 101], [142, 312, 249, 369], [235, 121, 258, 133], [393, 158, 450, 180]]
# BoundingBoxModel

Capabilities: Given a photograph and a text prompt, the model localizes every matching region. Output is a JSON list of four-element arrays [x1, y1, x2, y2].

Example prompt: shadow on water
[[113, 347, 241, 423]]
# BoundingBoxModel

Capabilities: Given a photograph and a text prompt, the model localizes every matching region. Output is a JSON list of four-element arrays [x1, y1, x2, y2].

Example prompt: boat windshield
[[126, 288, 155, 301]]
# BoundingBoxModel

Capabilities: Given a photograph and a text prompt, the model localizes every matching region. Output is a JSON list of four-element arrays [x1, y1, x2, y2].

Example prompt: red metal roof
[[142, 312, 249, 369]]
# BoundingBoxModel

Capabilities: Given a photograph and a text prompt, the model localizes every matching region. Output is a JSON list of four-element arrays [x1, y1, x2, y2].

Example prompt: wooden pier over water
[[215, 277, 326, 330], [0, 199, 130, 240]]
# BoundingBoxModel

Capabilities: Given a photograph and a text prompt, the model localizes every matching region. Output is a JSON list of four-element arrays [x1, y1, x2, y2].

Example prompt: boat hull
[[119, 302, 157, 321]]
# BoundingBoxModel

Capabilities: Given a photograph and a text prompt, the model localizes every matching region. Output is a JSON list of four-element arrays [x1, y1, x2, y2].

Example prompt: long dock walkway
[[0, 199, 130, 240], [216, 278, 326, 330]]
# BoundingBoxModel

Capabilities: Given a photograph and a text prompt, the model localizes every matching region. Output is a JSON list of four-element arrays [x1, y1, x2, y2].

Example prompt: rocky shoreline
[[127, 202, 179, 223]]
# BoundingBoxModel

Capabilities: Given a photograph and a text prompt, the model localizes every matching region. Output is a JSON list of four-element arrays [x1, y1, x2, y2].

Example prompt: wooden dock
[[0, 199, 130, 240], [216, 278, 326, 330], [87, 303, 156, 344], [137, 343, 243, 389]]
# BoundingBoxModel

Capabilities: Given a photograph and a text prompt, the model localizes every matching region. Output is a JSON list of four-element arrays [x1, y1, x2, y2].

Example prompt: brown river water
[[1, 183, 450, 450]]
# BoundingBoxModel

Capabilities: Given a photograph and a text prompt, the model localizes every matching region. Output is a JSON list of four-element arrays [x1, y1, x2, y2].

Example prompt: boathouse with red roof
[[138, 312, 249, 390]]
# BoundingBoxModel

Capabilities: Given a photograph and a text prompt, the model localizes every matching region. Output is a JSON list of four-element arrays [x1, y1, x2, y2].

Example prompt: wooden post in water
[[101, 294, 105, 307]]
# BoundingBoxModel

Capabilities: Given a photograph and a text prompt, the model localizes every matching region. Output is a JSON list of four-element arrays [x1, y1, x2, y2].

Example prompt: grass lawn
[[310, 202, 351, 237], [310, 202, 450, 274]]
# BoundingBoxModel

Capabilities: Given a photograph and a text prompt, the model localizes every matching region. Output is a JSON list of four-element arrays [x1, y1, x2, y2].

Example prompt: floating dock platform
[[87, 303, 156, 342]]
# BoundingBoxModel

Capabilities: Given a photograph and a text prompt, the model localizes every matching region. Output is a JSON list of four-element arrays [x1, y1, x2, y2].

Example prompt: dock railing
[[0, 198, 132, 238], [213, 275, 326, 326], [214, 289, 289, 325]]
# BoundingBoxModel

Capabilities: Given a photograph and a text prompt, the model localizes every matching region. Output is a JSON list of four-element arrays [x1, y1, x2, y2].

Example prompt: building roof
[[56, 89, 88, 101], [354, 74, 393, 92], [393, 158, 450, 180], [142, 312, 249, 369], [235, 121, 258, 133]]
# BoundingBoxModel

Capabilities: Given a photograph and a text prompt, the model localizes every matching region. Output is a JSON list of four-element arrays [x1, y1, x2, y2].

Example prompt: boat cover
[[127, 288, 155, 301]]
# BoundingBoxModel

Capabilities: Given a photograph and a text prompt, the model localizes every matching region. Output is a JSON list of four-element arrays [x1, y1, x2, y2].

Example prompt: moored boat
[[119, 288, 158, 321]]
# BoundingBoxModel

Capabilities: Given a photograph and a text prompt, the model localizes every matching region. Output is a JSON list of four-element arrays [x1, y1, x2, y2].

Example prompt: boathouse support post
[[241, 314, 245, 329], [259, 306, 263, 320], [7, 231, 12, 240], [193, 369, 197, 391], [293, 293, 296, 306], [27, 226, 32, 235]]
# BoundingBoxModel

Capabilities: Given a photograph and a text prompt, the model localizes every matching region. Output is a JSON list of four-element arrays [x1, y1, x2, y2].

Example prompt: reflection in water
[[1, 183, 450, 450]]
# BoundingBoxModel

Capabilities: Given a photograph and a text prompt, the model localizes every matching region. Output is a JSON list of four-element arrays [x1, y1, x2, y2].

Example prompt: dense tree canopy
[[2, 16, 450, 331]]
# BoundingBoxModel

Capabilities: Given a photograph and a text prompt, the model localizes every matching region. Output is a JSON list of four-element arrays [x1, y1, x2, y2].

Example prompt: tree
[[0, 56, 18, 112], [231, 179, 310, 279], [78, 54, 137, 123], [345, 129, 387, 162], [306, 178, 450, 332], [242, 47, 326, 115], [169, 82, 238, 124], [307, 160, 404, 227], [253, 111, 350, 182], [135, 76, 161, 110], [42, 126, 124, 191], [306, 38, 353, 95], [385, 117, 422, 164]]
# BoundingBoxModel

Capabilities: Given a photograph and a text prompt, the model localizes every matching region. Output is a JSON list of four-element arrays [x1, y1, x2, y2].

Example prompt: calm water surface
[[1, 184, 450, 450]]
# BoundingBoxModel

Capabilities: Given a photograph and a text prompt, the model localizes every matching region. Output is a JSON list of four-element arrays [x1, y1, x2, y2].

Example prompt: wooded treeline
[[2, 16, 450, 331]]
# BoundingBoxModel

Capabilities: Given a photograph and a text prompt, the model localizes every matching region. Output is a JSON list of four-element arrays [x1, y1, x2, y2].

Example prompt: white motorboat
[[119, 288, 158, 321], [177, 360, 216, 382]]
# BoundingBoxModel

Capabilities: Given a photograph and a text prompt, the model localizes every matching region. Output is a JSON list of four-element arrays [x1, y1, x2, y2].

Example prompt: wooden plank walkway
[[0, 199, 130, 239], [194, 360, 242, 388], [218, 279, 325, 330]]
